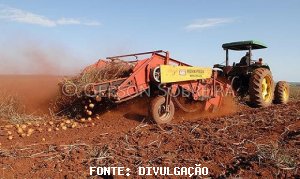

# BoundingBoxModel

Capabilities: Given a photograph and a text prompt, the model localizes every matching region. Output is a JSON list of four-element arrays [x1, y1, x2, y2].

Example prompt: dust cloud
[[0, 36, 86, 114]]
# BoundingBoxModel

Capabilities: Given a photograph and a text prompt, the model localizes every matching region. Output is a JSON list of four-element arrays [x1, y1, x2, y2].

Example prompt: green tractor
[[214, 40, 289, 107]]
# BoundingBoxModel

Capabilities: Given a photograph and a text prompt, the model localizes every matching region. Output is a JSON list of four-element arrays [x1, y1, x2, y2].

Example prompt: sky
[[0, 0, 299, 81]]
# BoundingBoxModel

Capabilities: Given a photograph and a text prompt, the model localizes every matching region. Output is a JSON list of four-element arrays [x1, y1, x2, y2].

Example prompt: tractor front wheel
[[274, 81, 289, 104], [150, 96, 175, 124], [249, 68, 274, 107]]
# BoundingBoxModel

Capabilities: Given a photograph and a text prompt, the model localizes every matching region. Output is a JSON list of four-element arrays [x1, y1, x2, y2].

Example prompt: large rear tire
[[249, 68, 274, 107], [274, 81, 289, 104], [150, 96, 175, 124]]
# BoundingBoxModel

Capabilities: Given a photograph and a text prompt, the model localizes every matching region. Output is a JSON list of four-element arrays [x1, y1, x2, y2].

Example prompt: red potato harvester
[[82, 50, 232, 124]]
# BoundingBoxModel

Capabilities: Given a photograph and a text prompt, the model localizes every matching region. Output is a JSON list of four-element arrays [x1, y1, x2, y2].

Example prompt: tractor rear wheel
[[249, 68, 274, 107], [150, 96, 175, 124], [274, 81, 289, 104]]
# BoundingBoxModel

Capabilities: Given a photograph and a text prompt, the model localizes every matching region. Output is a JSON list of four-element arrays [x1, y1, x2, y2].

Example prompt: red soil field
[[0, 75, 299, 178]]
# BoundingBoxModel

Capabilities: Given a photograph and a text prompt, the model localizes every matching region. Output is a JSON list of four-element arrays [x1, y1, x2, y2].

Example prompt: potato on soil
[[71, 122, 78, 128], [27, 128, 34, 134], [27, 129, 34, 136], [34, 123, 40, 127], [21, 124, 27, 129], [5, 125, 13, 128], [8, 136, 13, 140], [47, 128, 52, 132], [80, 118, 86, 122], [65, 120, 71, 124], [17, 127, 24, 134]]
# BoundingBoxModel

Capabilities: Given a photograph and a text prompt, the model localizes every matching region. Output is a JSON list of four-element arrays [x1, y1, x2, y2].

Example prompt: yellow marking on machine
[[160, 65, 212, 83]]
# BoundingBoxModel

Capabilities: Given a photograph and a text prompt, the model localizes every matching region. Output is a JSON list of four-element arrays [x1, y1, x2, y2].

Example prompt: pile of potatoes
[[3, 117, 97, 141]]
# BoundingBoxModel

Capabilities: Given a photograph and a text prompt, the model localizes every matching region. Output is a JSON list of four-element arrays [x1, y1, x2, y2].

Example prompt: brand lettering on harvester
[[179, 69, 186, 76], [187, 69, 205, 73]]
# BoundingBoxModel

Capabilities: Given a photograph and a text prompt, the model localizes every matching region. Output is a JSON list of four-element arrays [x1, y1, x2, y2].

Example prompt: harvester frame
[[87, 50, 232, 123]]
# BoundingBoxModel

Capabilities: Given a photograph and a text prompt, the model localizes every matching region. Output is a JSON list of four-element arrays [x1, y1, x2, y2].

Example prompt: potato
[[21, 124, 27, 129], [65, 120, 71, 124], [62, 126, 67, 130], [47, 128, 52, 132], [86, 110, 92, 116], [89, 103, 95, 109], [5, 125, 13, 128], [8, 136, 13, 140], [87, 117, 92, 121], [42, 138, 46, 141], [95, 95, 101, 102], [49, 121, 54, 125], [55, 127, 60, 131], [71, 122, 78, 128], [34, 123, 40, 127], [7, 131, 12, 135], [27, 129, 34, 136], [17, 127, 24, 134], [27, 128, 34, 134], [80, 118, 86, 122]]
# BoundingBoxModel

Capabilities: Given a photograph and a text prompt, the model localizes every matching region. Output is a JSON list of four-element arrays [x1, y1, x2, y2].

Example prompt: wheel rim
[[283, 86, 289, 101], [153, 66, 161, 83], [261, 76, 272, 102], [158, 104, 170, 120]]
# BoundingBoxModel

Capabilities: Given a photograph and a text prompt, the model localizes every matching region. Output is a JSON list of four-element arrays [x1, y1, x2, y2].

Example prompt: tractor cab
[[214, 40, 269, 76], [214, 40, 277, 102]]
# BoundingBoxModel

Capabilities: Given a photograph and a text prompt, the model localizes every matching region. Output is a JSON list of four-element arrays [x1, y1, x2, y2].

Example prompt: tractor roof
[[222, 40, 267, 50]]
